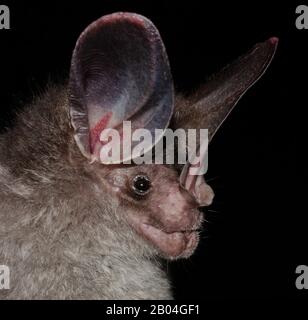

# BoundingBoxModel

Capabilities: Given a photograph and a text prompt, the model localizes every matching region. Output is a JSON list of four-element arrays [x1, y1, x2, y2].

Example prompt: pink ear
[[69, 13, 174, 162]]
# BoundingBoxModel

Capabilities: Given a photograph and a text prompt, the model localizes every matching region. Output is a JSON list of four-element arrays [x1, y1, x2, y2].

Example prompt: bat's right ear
[[68, 13, 174, 162]]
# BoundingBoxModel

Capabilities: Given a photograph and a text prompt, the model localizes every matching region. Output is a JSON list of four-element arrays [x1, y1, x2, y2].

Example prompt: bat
[[0, 12, 277, 299]]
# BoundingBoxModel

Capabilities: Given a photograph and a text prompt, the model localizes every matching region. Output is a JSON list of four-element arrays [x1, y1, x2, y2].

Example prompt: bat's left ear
[[174, 37, 278, 204], [172, 37, 278, 141], [68, 12, 174, 163]]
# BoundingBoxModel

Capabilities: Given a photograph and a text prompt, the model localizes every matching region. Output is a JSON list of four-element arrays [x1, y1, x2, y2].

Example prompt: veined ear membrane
[[68, 12, 174, 162], [178, 37, 278, 202], [172, 37, 278, 141]]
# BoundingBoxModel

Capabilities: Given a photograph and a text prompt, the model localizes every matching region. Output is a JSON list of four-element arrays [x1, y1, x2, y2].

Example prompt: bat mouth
[[138, 223, 201, 259], [126, 207, 203, 259]]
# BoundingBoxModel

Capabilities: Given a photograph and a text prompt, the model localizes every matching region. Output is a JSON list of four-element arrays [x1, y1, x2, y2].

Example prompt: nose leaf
[[194, 175, 214, 206], [180, 170, 214, 207]]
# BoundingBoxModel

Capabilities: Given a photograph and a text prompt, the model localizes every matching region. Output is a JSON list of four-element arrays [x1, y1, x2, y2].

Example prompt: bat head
[[68, 12, 278, 259]]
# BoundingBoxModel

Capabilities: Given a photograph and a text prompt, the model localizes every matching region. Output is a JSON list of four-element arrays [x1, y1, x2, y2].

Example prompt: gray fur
[[0, 84, 172, 299]]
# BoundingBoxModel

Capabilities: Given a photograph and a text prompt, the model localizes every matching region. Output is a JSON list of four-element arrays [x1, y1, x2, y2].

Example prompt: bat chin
[[126, 211, 202, 259], [138, 223, 201, 259]]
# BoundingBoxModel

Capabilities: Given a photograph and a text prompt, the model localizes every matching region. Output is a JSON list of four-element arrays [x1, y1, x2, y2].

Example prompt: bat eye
[[132, 175, 151, 196]]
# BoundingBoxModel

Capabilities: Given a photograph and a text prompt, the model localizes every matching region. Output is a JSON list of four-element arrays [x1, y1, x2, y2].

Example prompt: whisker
[[206, 176, 220, 183], [200, 234, 211, 241], [207, 209, 220, 213], [202, 218, 211, 224]]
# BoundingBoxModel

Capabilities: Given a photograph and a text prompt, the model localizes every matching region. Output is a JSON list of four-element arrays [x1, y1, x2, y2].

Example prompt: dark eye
[[132, 175, 151, 196]]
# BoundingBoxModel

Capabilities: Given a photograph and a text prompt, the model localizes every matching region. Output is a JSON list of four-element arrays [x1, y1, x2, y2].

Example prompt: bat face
[[102, 163, 213, 259]]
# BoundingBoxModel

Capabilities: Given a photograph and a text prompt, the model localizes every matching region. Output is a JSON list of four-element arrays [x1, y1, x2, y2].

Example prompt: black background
[[0, 1, 307, 300]]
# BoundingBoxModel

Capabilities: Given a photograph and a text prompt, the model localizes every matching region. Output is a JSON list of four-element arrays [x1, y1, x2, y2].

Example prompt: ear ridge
[[175, 38, 278, 200], [172, 37, 278, 141], [68, 12, 174, 162]]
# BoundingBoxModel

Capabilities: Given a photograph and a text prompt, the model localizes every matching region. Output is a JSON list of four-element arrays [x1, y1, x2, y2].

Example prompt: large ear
[[172, 37, 278, 141], [173, 37, 278, 204], [69, 12, 174, 163]]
